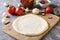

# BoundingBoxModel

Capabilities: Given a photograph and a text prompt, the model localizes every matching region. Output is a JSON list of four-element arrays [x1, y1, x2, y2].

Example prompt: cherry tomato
[[8, 6, 16, 15], [45, 6, 53, 13], [16, 7, 23, 16]]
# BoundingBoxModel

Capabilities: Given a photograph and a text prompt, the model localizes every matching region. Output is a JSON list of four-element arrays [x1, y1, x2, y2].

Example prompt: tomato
[[8, 6, 16, 15], [45, 6, 53, 13], [16, 7, 23, 16]]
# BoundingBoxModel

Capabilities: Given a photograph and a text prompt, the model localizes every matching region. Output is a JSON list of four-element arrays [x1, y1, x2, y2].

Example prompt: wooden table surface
[[0, 0, 60, 40]]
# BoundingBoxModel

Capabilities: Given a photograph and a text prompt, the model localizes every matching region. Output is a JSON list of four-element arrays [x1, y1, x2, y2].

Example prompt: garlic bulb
[[2, 12, 9, 17], [32, 8, 40, 14]]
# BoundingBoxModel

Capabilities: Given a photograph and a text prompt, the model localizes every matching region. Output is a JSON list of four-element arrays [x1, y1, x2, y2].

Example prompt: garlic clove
[[4, 2, 9, 7], [48, 16, 53, 19], [25, 8, 30, 12], [2, 12, 10, 18], [3, 12, 8, 16], [2, 17, 10, 24], [42, 13, 46, 16]]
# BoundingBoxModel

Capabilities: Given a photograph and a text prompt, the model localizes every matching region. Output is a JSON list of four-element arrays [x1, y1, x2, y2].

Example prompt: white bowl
[[39, 0, 51, 8]]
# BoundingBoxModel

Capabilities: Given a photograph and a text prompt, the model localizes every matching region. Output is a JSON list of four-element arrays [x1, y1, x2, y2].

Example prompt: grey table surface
[[0, 0, 60, 40]]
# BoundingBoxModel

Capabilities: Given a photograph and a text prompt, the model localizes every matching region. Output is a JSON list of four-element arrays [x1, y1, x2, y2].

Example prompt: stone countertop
[[0, 0, 60, 40]]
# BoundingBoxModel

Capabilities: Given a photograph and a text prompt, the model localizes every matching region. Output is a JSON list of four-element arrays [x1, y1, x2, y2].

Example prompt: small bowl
[[39, 0, 51, 8], [53, 8, 60, 16]]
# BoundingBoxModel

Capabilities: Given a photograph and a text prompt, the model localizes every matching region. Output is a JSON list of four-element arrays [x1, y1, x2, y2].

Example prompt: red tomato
[[16, 7, 23, 16], [8, 6, 16, 15], [45, 6, 53, 13]]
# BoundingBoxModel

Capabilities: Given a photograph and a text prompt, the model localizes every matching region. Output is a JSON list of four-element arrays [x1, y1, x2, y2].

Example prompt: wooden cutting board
[[2, 14, 60, 40]]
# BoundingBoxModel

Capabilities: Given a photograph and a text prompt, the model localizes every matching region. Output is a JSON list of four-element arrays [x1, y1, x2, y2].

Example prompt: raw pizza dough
[[12, 14, 48, 36]]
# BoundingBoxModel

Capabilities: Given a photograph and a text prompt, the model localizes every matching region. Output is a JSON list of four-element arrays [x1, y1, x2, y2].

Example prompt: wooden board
[[2, 14, 60, 40]]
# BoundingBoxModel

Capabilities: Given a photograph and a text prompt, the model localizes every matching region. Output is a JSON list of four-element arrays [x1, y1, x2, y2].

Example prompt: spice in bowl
[[21, 0, 34, 9], [39, 0, 51, 8], [53, 8, 60, 16]]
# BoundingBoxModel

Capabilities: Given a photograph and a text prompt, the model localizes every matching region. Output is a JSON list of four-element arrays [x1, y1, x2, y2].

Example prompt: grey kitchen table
[[0, 0, 60, 40]]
